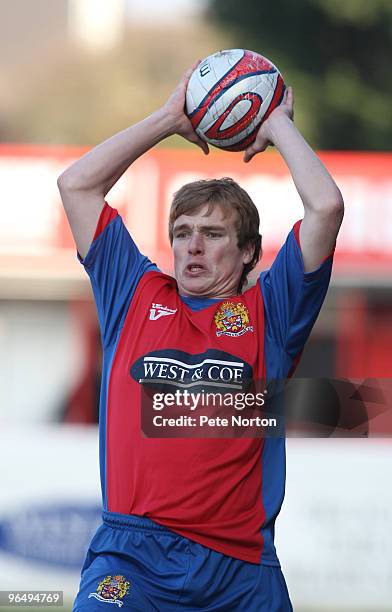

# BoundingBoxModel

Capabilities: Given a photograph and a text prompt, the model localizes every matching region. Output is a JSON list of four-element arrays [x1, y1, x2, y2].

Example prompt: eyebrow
[[173, 223, 227, 233]]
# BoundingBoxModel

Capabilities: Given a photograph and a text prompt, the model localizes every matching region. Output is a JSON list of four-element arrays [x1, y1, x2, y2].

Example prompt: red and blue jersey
[[79, 203, 333, 565]]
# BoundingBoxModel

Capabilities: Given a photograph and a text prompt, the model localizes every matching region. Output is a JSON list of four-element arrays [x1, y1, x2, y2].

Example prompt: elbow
[[57, 166, 103, 197], [57, 172, 65, 192], [320, 190, 345, 235], [312, 189, 344, 223], [57, 169, 72, 193], [330, 189, 344, 224], [304, 190, 344, 235], [57, 168, 80, 193], [334, 187, 344, 212]]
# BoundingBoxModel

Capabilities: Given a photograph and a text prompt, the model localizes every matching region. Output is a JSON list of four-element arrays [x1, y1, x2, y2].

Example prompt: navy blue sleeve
[[260, 225, 333, 374], [78, 214, 158, 348]]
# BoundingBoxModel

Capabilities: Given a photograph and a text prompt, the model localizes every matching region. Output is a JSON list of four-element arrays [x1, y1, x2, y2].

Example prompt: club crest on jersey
[[214, 301, 253, 337], [88, 575, 130, 607], [149, 303, 177, 321]]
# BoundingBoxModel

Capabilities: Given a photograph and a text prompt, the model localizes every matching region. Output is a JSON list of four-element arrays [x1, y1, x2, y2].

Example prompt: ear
[[242, 242, 255, 265]]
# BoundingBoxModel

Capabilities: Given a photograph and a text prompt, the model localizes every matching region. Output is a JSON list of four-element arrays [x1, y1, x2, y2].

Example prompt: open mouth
[[186, 264, 206, 275]]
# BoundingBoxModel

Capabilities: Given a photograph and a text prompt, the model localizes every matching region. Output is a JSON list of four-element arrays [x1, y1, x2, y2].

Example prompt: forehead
[[173, 203, 237, 229]]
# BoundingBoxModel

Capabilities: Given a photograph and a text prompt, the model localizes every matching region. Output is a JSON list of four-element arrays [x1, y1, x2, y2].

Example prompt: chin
[[178, 278, 211, 297]]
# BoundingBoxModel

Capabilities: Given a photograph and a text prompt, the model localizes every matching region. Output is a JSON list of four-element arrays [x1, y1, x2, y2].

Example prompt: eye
[[174, 231, 189, 239], [206, 232, 222, 238]]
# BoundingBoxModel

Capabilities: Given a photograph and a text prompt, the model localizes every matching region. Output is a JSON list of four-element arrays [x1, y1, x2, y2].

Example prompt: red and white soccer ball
[[186, 49, 285, 151]]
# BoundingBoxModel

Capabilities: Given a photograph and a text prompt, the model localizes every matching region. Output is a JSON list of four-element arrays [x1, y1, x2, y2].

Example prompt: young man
[[58, 64, 343, 610]]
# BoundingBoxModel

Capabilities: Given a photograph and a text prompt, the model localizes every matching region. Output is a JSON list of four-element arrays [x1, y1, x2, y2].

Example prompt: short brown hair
[[169, 177, 262, 294]]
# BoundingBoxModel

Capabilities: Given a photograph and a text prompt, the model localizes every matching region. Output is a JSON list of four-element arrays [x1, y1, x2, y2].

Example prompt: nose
[[188, 231, 204, 255]]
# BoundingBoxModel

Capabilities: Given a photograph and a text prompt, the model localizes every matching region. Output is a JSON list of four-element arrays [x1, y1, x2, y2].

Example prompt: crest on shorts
[[88, 575, 130, 607], [214, 301, 253, 337]]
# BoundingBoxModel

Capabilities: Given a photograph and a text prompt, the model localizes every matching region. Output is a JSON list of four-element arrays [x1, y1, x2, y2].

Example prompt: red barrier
[[1, 144, 391, 276]]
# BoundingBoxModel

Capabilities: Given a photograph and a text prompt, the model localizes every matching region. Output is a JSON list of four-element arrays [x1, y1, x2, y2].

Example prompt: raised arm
[[57, 64, 208, 259], [243, 88, 344, 272]]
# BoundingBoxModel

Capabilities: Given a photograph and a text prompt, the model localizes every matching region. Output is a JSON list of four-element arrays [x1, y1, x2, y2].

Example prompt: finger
[[198, 140, 209, 155], [185, 129, 209, 155], [182, 60, 201, 85], [243, 145, 257, 163], [286, 85, 293, 106], [244, 139, 269, 162], [193, 134, 209, 155], [190, 59, 202, 72], [285, 86, 294, 119]]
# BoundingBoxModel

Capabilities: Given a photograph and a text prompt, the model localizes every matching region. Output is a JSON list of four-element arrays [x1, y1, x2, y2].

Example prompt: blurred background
[[1, 0, 391, 609]]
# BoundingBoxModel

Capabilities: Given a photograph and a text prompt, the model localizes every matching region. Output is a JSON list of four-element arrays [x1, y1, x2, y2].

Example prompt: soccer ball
[[185, 49, 285, 151]]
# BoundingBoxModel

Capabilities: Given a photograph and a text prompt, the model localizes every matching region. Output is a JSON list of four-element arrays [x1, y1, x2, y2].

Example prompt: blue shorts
[[73, 512, 292, 611]]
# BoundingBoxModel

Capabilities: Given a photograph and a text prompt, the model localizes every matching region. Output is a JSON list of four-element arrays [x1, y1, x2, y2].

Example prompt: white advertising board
[[0, 427, 391, 610], [0, 425, 101, 599]]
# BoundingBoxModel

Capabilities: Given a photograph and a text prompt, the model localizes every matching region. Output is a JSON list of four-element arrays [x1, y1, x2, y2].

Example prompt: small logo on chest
[[149, 303, 177, 321], [214, 301, 253, 337]]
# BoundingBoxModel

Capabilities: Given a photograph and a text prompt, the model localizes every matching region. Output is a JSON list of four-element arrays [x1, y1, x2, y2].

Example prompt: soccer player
[[58, 64, 343, 610]]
